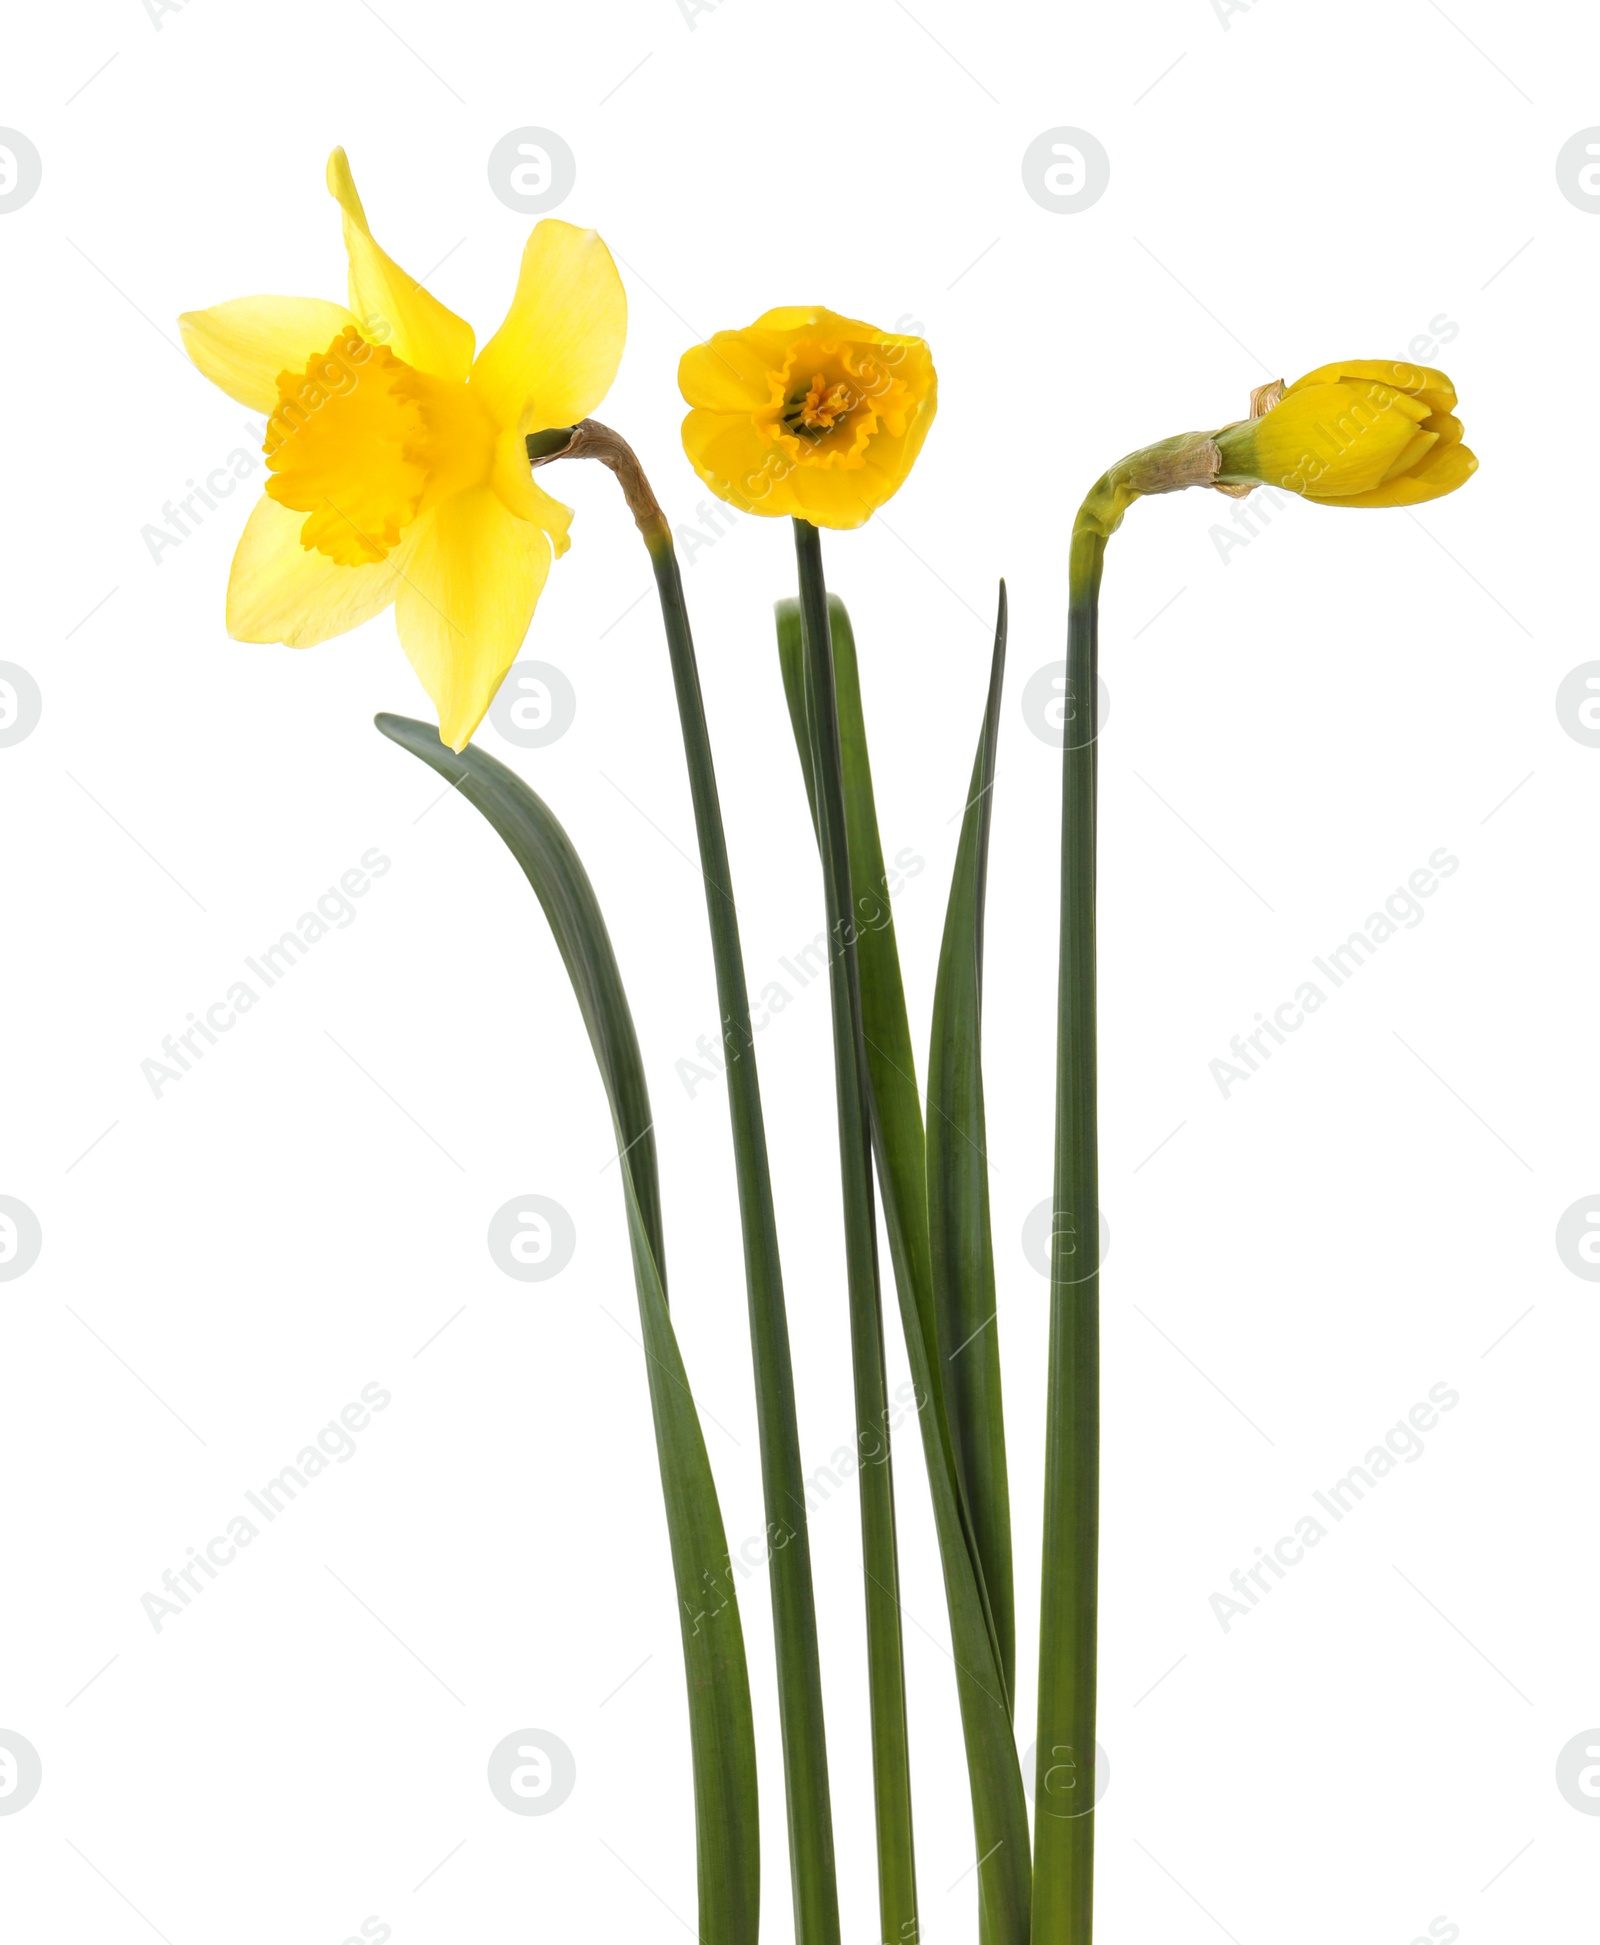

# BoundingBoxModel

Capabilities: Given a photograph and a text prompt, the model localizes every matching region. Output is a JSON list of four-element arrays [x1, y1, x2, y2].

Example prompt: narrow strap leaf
[[927, 584, 1014, 1704], [782, 537, 917, 1945], [776, 571, 1029, 1945], [775, 596, 949, 1467], [376, 713, 760, 1945], [775, 593, 1009, 1688]]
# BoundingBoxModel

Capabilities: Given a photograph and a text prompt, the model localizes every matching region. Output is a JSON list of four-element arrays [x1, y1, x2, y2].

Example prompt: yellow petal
[[326, 148, 475, 383], [489, 429, 573, 554], [752, 304, 881, 339], [1377, 427, 1440, 483], [1321, 442, 1479, 508], [393, 487, 553, 749], [770, 465, 880, 529], [859, 365, 939, 497], [679, 310, 892, 415], [471, 220, 626, 433], [1409, 438, 1480, 491], [1286, 359, 1457, 418], [678, 411, 868, 527], [678, 331, 784, 413], [1241, 381, 1428, 497], [226, 494, 413, 646], [180, 296, 359, 411], [680, 410, 782, 515]]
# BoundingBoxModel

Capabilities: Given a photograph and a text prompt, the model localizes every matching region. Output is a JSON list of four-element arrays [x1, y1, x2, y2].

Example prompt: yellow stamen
[[800, 374, 853, 431]]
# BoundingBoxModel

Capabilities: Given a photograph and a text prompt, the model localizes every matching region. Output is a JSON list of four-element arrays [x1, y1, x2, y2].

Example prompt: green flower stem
[[1034, 510, 1104, 1944], [1036, 443, 1217, 1942], [790, 519, 918, 1945], [648, 518, 843, 1945], [534, 425, 839, 1945]]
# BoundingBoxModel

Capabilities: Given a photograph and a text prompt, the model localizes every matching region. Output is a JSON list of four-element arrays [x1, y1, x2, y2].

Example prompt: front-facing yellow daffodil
[[679, 308, 936, 529], [1214, 359, 1476, 507], [180, 149, 627, 749]]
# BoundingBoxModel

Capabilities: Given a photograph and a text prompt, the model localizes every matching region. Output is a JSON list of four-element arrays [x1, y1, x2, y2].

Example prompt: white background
[[1, 1, 1595, 1940]]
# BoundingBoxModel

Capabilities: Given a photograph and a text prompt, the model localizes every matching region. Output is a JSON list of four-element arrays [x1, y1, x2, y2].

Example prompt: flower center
[[760, 337, 912, 471], [264, 327, 497, 565], [792, 373, 855, 436]]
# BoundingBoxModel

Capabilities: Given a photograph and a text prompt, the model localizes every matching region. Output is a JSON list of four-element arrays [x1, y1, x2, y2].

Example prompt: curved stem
[[1034, 437, 1228, 1941], [535, 425, 841, 1945]]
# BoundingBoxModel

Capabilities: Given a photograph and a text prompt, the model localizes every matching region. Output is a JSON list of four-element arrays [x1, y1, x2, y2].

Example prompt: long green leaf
[[376, 713, 759, 1945], [775, 589, 1012, 1686], [780, 552, 917, 1945], [776, 596, 944, 1475], [927, 584, 1014, 1704], [779, 555, 1029, 1945]]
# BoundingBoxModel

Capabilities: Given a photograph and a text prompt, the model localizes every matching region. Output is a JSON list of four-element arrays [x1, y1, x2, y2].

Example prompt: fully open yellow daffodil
[[180, 149, 626, 749], [679, 308, 936, 529], [1214, 359, 1476, 507]]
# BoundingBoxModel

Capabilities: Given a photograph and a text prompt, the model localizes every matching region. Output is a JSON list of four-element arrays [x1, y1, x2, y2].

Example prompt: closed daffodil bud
[[1213, 360, 1476, 508], [679, 307, 936, 529]]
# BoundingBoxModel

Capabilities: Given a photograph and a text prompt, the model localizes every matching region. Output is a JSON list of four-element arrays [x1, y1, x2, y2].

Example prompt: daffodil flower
[[679, 307, 936, 529], [1214, 359, 1477, 507], [180, 149, 626, 749]]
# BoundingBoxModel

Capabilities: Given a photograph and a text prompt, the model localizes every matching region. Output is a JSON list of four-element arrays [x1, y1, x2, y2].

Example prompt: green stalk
[[533, 425, 838, 1945], [1034, 514, 1104, 1941], [648, 509, 841, 1945], [789, 522, 918, 1945], [1035, 440, 1221, 1942]]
